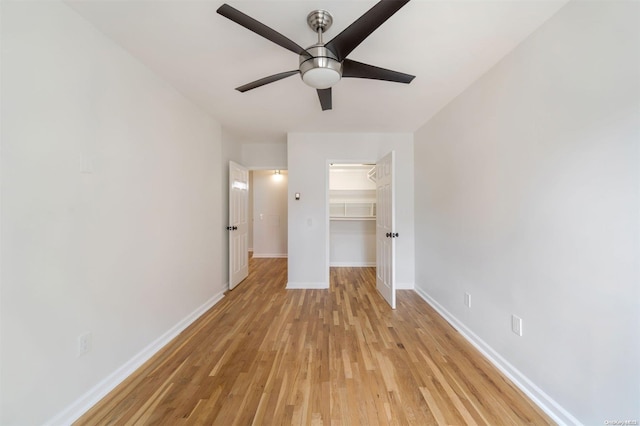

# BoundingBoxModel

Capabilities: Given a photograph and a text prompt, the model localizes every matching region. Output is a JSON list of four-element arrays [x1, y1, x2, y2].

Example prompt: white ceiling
[[66, 0, 567, 143]]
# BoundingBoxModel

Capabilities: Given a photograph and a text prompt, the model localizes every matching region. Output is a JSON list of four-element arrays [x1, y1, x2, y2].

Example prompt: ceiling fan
[[217, 0, 415, 111]]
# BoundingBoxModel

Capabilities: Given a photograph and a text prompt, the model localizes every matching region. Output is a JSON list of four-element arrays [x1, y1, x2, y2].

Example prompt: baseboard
[[413, 287, 581, 426], [329, 261, 376, 267], [396, 281, 414, 290], [286, 281, 329, 289], [46, 290, 226, 426], [252, 253, 288, 258]]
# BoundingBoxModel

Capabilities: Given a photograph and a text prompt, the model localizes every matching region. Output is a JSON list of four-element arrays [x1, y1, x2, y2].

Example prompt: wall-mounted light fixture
[[272, 170, 283, 182]]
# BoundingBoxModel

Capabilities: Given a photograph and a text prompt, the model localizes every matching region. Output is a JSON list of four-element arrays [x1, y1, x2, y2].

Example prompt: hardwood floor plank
[[75, 258, 554, 425]]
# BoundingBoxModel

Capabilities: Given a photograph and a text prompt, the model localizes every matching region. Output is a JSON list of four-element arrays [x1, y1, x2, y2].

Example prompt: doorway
[[228, 164, 288, 290], [249, 169, 288, 260], [329, 164, 377, 267], [328, 154, 396, 309]]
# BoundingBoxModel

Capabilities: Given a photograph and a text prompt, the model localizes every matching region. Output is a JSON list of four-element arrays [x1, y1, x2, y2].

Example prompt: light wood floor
[[76, 258, 553, 425]]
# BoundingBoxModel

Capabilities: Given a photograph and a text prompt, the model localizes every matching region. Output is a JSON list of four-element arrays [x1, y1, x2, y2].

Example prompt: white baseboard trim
[[329, 261, 376, 267], [396, 281, 414, 290], [252, 253, 288, 258], [286, 281, 329, 289], [413, 287, 581, 426], [46, 290, 226, 426]]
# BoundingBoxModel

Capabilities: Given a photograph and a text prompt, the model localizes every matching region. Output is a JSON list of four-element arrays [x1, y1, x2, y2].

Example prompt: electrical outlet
[[464, 292, 471, 308], [78, 332, 92, 357], [511, 315, 523, 336]]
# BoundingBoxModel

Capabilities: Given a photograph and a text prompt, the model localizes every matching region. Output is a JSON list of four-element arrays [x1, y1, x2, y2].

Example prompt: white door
[[228, 161, 249, 290], [376, 151, 396, 308]]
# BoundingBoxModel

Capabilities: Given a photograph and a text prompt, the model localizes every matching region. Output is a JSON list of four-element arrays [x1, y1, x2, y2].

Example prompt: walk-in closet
[[329, 164, 376, 266]]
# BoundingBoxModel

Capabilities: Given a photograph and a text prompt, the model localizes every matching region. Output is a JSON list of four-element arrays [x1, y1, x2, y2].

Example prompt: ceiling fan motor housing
[[299, 44, 342, 89]]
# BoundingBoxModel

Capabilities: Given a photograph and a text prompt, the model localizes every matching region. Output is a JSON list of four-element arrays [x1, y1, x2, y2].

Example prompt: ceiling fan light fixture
[[299, 44, 342, 89], [301, 67, 341, 89]]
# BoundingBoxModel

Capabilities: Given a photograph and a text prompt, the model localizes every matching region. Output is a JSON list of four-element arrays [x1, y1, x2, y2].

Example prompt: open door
[[228, 161, 249, 290], [376, 151, 396, 308]]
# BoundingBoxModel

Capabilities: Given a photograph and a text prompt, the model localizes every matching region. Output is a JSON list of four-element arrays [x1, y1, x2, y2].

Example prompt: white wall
[[414, 1, 639, 424], [287, 133, 414, 289], [252, 170, 288, 258], [1, 2, 224, 424], [330, 220, 376, 267], [241, 142, 287, 169]]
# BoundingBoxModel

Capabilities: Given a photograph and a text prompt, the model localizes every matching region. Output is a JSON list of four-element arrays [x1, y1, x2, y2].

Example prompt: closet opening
[[329, 163, 376, 268]]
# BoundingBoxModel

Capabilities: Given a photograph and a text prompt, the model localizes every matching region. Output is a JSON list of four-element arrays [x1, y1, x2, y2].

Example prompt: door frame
[[325, 156, 396, 307], [250, 168, 289, 259], [227, 165, 288, 285], [325, 158, 378, 286]]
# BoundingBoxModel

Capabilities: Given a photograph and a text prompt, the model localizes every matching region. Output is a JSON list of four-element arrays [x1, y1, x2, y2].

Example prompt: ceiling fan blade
[[235, 70, 300, 93], [342, 59, 415, 84], [324, 0, 411, 61], [317, 88, 332, 111], [217, 4, 310, 57]]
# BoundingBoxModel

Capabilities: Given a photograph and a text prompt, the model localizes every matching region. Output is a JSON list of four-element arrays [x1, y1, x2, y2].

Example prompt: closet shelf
[[330, 216, 376, 221], [330, 201, 376, 219]]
